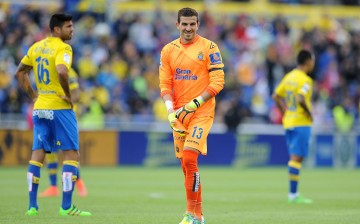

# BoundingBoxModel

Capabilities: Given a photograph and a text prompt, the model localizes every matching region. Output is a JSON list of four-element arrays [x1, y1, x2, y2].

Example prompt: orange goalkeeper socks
[[181, 157, 202, 218], [182, 150, 200, 217], [195, 183, 202, 219]]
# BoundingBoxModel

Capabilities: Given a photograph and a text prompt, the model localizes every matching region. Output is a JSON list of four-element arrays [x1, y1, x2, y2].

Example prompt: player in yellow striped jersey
[[273, 49, 315, 204], [16, 13, 91, 216], [39, 68, 88, 198]]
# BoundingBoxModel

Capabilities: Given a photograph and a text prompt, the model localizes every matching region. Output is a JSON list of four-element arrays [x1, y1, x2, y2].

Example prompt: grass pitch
[[0, 166, 359, 224]]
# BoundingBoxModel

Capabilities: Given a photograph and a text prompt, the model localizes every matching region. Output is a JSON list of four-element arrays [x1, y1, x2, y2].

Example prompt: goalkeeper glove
[[168, 112, 188, 136], [175, 96, 204, 123]]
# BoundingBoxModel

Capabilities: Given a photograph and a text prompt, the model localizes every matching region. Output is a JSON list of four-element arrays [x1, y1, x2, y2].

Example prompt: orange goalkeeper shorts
[[172, 115, 214, 158]]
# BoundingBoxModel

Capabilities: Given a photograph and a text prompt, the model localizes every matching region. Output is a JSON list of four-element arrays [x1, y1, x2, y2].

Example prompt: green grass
[[0, 166, 359, 224]]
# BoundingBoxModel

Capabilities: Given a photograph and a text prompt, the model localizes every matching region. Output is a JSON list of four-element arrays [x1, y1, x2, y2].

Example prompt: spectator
[[1, 3, 360, 130]]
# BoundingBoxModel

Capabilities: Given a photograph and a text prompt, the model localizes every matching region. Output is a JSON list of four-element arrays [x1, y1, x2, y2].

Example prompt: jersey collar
[[180, 35, 200, 46]]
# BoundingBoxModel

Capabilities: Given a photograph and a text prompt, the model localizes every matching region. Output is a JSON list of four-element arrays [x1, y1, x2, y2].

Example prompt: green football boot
[[179, 213, 194, 224], [288, 195, 313, 204], [59, 205, 92, 216], [25, 207, 38, 216], [193, 216, 206, 224]]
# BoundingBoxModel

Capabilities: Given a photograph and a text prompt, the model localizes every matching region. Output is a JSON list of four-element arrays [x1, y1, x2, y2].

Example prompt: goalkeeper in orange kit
[[159, 7, 225, 224]]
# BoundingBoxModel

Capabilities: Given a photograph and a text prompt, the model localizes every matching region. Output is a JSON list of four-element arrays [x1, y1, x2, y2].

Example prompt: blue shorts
[[32, 109, 79, 153], [285, 126, 311, 157]]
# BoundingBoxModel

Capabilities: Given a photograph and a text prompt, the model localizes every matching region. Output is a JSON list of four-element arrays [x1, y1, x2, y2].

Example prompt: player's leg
[[182, 149, 204, 224], [179, 158, 204, 224], [54, 110, 91, 216], [286, 129, 301, 200], [288, 154, 302, 200], [26, 149, 45, 216], [194, 183, 203, 223], [178, 150, 198, 224], [26, 113, 48, 216], [182, 149, 200, 219], [39, 153, 60, 197], [181, 116, 212, 224], [287, 127, 312, 204], [60, 150, 80, 210], [173, 133, 193, 223], [59, 150, 91, 216]]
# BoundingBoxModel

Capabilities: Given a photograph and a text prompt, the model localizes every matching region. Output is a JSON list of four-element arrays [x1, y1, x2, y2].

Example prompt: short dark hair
[[177, 7, 198, 23], [49, 13, 72, 32], [297, 49, 313, 65]]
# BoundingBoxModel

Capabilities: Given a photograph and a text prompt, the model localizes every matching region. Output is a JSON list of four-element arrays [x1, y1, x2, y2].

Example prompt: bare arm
[[162, 93, 174, 114], [202, 91, 213, 101], [71, 87, 80, 103], [197, 91, 212, 104], [15, 63, 37, 101], [56, 64, 72, 108], [298, 94, 312, 121], [272, 94, 286, 115]]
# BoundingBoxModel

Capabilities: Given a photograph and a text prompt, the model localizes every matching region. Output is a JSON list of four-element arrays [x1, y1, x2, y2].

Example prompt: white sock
[[288, 192, 299, 200]]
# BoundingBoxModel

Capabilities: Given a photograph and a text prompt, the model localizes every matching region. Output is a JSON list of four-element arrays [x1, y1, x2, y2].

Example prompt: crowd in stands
[[1, 3, 360, 131]]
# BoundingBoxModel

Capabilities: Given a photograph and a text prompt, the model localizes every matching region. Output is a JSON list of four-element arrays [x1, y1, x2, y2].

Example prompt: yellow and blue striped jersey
[[21, 37, 73, 110], [275, 68, 313, 129]]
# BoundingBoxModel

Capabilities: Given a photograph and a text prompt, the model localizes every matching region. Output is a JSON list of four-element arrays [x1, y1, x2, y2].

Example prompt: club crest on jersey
[[209, 52, 222, 64], [197, 51, 204, 60]]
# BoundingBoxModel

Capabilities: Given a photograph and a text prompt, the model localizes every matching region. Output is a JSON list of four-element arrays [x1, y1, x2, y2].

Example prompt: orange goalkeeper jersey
[[159, 35, 225, 117]]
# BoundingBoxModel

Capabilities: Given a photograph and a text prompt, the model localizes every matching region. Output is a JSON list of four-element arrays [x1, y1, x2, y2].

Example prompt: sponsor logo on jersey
[[210, 52, 222, 64], [174, 68, 198, 80]]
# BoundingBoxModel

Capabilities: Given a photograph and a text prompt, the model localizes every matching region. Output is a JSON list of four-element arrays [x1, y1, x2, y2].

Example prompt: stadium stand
[[0, 0, 360, 132]]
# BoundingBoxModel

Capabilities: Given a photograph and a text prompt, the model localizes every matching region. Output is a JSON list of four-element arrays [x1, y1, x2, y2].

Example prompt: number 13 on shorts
[[173, 116, 213, 158], [185, 116, 213, 156], [191, 126, 203, 139]]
